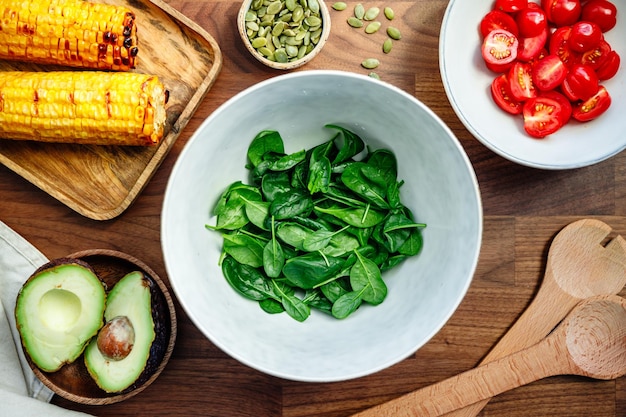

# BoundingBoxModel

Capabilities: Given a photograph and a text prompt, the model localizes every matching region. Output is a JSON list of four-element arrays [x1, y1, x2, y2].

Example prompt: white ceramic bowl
[[440, 0, 626, 169], [162, 70, 482, 382]]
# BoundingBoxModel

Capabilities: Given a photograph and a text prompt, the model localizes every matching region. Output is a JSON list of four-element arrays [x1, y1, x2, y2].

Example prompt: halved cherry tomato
[[518, 27, 548, 61], [549, 26, 581, 67], [581, 39, 611, 69], [522, 96, 567, 138], [572, 85, 611, 121], [581, 0, 617, 32], [532, 54, 568, 91], [568, 21, 603, 52], [561, 63, 599, 100], [595, 50, 620, 80], [482, 29, 519, 66], [480, 10, 519, 38], [495, 0, 527, 13], [509, 61, 537, 101], [540, 90, 573, 123], [543, 0, 582, 27], [491, 74, 524, 115], [516, 6, 548, 37]]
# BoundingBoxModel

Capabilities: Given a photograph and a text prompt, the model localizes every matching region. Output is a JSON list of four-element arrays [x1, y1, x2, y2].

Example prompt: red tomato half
[[540, 90, 573, 123], [595, 50, 621, 80], [523, 96, 567, 138], [516, 6, 548, 37], [581, 0, 618, 32], [572, 85, 611, 121], [543, 0, 582, 27], [581, 40, 611, 69], [480, 10, 519, 38], [491, 74, 524, 115], [561, 64, 599, 101], [532, 54, 568, 91], [482, 29, 519, 66], [549, 26, 581, 67], [568, 21, 603, 52], [518, 27, 549, 61], [509, 61, 537, 101], [496, 0, 527, 13]]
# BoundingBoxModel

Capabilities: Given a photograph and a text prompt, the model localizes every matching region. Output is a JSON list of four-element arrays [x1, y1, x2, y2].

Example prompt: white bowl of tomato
[[440, 0, 624, 169]]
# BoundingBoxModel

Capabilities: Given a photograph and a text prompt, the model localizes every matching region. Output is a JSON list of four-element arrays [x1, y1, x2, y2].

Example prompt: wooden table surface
[[1, 0, 625, 416]]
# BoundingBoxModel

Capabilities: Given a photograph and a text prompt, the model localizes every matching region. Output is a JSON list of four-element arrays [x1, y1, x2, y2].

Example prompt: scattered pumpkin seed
[[365, 21, 381, 34], [347, 17, 364, 28], [369, 72, 381, 80], [354, 3, 365, 19], [387, 26, 401, 40], [383, 6, 394, 20], [364, 7, 379, 21], [361, 58, 379, 69], [332, 1, 347, 11], [383, 38, 392, 53]]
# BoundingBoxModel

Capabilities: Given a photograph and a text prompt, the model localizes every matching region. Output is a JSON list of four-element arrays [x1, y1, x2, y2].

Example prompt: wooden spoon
[[441, 218, 626, 417], [352, 295, 626, 417]]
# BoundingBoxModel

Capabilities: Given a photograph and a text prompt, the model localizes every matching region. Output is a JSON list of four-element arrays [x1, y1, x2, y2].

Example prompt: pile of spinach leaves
[[206, 125, 426, 321]]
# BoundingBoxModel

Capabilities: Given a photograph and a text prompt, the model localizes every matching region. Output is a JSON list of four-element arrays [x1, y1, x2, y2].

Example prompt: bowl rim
[[161, 69, 483, 382], [237, 0, 331, 70]]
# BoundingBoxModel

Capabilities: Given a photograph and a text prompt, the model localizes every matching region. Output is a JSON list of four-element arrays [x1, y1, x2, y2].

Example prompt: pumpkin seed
[[266, 0, 283, 15], [384, 6, 394, 20], [387, 26, 401, 40], [347, 17, 363, 28], [304, 15, 322, 27], [251, 37, 268, 48], [361, 58, 379, 69], [332, 2, 347, 11], [364, 7, 379, 21], [369, 72, 381, 80], [308, 0, 320, 14], [365, 21, 381, 34], [275, 48, 289, 62], [383, 38, 392, 53], [354, 3, 365, 19], [292, 5, 304, 21], [285, 0, 297, 10]]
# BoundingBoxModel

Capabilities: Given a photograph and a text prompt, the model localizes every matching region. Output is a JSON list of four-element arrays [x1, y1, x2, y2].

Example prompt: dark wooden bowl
[[21, 249, 177, 405]]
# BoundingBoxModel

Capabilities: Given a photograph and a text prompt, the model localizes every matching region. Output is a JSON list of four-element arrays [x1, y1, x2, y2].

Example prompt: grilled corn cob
[[0, 0, 138, 70], [0, 71, 168, 145]]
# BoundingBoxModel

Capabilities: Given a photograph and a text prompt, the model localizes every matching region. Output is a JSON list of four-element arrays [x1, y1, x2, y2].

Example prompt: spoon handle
[[351, 336, 567, 417], [440, 275, 576, 417]]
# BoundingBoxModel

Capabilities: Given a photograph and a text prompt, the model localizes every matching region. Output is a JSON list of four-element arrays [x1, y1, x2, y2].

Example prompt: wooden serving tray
[[0, 0, 222, 220]]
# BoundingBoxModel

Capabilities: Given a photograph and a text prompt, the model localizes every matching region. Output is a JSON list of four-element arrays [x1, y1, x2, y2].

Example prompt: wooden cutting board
[[0, 0, 222, 220]]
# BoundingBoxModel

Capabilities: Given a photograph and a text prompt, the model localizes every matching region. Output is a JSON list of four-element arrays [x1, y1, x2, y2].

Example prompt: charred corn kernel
[[0, 0, 138, 70], [0, 71, 168, 146]]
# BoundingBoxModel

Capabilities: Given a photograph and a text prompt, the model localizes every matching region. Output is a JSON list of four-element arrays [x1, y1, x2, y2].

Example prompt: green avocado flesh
[[15, 262, 106, 373], [84, 271, 156, 393]]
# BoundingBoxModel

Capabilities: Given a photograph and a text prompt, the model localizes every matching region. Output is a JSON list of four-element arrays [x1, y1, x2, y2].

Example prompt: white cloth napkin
[[0, 220, 91, 416]]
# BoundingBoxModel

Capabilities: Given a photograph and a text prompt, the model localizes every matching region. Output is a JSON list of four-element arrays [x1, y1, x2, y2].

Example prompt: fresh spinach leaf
[[270, 189, 314, 219], [222, 256, 275, 301], [331, 291, 363, 319], [282, 252, 345, 289], [248, 130, 285, 167], [350, 250, 387, 305]]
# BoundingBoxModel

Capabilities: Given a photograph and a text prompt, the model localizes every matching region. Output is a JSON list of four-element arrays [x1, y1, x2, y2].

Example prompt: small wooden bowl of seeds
[[237, 0, 331, 70]]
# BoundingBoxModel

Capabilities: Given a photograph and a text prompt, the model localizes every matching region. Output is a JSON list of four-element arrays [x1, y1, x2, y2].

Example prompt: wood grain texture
[[0, 0, 222, 220], [0, 0, 624, 416]]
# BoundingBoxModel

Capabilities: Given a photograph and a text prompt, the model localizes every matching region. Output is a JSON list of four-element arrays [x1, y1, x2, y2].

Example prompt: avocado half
[[15, 259, 106, 373], [84, 270, 156, 393]]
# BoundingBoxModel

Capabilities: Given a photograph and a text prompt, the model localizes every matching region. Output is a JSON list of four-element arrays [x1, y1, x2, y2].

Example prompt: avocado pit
[[97, 316, 135, 361]]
